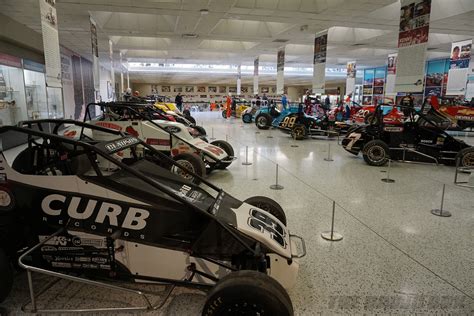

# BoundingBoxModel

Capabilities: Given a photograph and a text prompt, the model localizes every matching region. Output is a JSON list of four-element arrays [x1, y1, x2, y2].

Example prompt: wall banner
[[386, 53, 398, 95], [253, 57, 259, 95], [90, 16, 100, 92], [395, 0, 431, 93], [119, 51, 124, 95], [39, 0, 62, 88], [237, 65, 241, 95], [313, 30, 328, 94], [446, 39, 472, 95], [109, 40, 115, 100], [346, 61, 356, 96], [276, 47, 285, 94]]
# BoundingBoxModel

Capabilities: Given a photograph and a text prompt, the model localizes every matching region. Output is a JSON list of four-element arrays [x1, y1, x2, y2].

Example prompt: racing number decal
[[280, 116, 296, 128], [247, 209, 286, 248]]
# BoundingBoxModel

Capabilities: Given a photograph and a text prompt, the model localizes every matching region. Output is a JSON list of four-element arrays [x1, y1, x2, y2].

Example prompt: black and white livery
[[0, 120, 305, 315]]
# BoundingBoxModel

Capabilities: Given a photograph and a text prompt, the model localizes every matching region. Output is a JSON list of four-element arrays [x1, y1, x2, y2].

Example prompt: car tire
[[193, 125, 207, 136], [244, 196, 287, 225], [171, 153, 206, 182], [362, 140, 390, 166], [183, 109, 191, 117], [0, 248, 13, 303], [185, 115, 196, 124], [456, 147, 474, 167], [290, 124, 306, 140], [210, 140, 234, 169], [242, 113, 253, 124], [255, 113, 272, 130], [202, 270, 293, 316], [221, 110, 227, 119]]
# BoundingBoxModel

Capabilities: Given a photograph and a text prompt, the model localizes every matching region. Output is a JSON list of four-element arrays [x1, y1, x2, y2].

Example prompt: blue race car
[[254, 103, 300, 130]]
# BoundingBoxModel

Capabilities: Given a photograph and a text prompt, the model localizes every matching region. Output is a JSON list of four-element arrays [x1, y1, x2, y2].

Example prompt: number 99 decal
[[280, 116, 296, 128]]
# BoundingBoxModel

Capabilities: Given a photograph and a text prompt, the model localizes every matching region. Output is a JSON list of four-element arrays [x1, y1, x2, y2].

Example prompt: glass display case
[[24, 69, 48, 120], [46, 87, 64, 118], [0, 64, 28, 126]]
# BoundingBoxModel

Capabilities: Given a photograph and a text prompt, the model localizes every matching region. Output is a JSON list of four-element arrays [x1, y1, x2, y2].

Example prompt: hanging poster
[[39, 0, 62, 88], [386, 53, 397, 95], [424, 59, 446, 97], [313, 31, 327, 94], [276, 47, 285, 94], [446, 39, 472, 95], [346, 61, 356, 96], [90, 17, 100, 92], [395, 0, 431, 93], [237, 65, 241, 95], [253, 57, 259, 95]]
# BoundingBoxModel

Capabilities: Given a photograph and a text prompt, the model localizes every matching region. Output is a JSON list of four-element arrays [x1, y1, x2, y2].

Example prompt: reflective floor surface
[[2, 111, 473, 315]]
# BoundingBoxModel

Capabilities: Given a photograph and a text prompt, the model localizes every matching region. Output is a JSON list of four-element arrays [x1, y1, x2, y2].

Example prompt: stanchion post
[[242, 146, 252, 166], [269, 164, 284, 190], [321, 201, 343, 241], [324, 143, 334, 161], [431, 184, 451, 217], [210, 127, 216, 140], [381, 159, 395, 183]]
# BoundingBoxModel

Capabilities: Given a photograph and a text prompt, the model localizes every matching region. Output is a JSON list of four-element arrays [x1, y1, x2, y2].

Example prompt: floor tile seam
[[225, 135, 474, 301]]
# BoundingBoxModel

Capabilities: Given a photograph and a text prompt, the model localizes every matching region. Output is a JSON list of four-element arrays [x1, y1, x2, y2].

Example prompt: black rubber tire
[[186, 115, 196, 124], [0, 248, 13, 303], [193, 125, 207, 136], [221, 110, 227, 119], [244, 196, 287, 225], [172, 153, 206, 181], [210, 140, 234, 169], [202, 270, 293, 316], [291, 124, 306, 140], [183, 109, 191, 117], [255, 113, 272, 130], [242, 113, 253, 123], [456, 147, 474, 167], [362, 140, 390, 166]]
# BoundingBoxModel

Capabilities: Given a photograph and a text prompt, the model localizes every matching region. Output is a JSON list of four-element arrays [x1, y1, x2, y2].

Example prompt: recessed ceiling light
[[200, 9, 209, 15]]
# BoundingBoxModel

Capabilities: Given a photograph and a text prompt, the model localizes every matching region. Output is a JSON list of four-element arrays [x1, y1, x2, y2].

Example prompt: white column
[[253, 57, 259, 95], [237, 65, 241, 95]]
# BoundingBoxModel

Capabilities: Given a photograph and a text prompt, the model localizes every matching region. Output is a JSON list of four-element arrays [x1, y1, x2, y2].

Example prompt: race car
[[254, 103, 300, 130], [427, 96, 474, 130], [341, 104, 474, 166], [221, 99, 251, 119], [63, 102, 234, 179], [0, 119, 305, 315], [152, 95, 197, 125], [278, 104, 350, 140]]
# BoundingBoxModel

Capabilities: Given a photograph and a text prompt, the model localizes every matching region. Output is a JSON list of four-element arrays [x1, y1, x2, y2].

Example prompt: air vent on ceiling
[[351, 43, 366, 46], [427, 47, 438, 51], [182, 33, 198, 38], [171, 57, 185, 60], [272, 39, 289, 43]]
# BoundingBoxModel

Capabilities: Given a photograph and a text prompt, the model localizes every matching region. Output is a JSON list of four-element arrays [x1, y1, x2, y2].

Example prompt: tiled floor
[[2, 111, 474, 315]]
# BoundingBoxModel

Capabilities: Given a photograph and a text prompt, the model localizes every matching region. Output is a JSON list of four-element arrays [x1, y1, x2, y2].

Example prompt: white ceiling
[[1, 0, 473, 85]]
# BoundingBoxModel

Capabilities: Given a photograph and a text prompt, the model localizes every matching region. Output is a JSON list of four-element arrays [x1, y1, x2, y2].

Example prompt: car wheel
[[193, 125, 207, 136], [255, 113, 272, 130], [456, 147, 474, 167], [221, 110, 227, 119], [362, 140, 390, 166], [0, 248, 13, 303], [210, 140, 234, 169], [171, 153, 206, 182], [244, 196, 286, 225], [186, 115, 196, 124], [242, 113, 253, 124], [202, 270, 293, 316], [365, 113, 378, 124], [290, 124, 306, 140]]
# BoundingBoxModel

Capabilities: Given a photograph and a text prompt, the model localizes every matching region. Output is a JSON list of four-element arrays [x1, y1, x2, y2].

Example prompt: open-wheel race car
[[0, 119, 305, 314], [278, 104, 350, 140], [254, 103, 300, 130], [62, 102, 234, 179], [221, 99, 251, 119], [425, 95, 474, 130], [341, 103, 474, 166]]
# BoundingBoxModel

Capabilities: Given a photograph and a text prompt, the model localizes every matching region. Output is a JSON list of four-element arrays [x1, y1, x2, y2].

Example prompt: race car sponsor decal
[[95, 121, 122, 131], [247, 209, 286, 248], [146, 138, 170, 146], [420, 139, 434, 144], [164, 126, 181, 133], [344, 133, 361, 150], [103, 136, 140, 153], [455, 115, 474, 121], [211, 191, 225, 215], [40, 194, 150, 239], [383, 126, 404, 132]]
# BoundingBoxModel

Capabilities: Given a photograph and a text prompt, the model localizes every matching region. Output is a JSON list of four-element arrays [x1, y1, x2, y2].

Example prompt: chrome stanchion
[[242, 146, 252, 166], [321, 201, 343, 241], [210, 127, 216, 140], [269, 164, 284, 190], [381, 159, 395, 183], [431, 184, 451, 217], [324, 143, 334, 161]]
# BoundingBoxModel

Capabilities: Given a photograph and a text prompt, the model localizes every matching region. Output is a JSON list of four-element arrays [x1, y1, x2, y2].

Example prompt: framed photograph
[[261, 87, 269, 94], [219, 86, 227, 93], [241, 87, 248, 93], [229, 87, 237, 93], [173, 86, 183, 93], [197, 86, 206, 92], [161, 86, 170, 93], [200, 95, 207, 98], [208, 86, 217, 93], [185, 86, 194, 93]]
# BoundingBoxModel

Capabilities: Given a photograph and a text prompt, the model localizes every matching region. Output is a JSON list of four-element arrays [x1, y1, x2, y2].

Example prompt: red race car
[[428, 96, 474, 130]]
